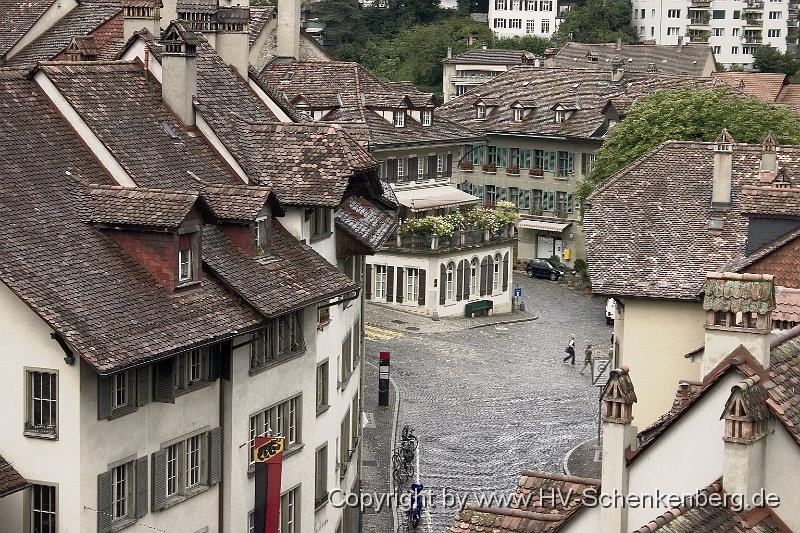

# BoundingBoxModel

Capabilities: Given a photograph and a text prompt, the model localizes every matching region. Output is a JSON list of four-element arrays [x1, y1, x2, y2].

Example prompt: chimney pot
[[161, 22, 198, 127], [616, 37, 622, 50], [277, 0, 301, 58], [712, 129, 734, 207]]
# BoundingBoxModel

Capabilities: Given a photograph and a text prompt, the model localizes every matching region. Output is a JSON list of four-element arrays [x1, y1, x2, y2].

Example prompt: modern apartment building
[[630, 0, 800, 68]]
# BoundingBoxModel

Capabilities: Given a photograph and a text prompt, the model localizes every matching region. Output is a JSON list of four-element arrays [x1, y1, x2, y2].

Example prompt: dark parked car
[[526, 259, 565, 281]]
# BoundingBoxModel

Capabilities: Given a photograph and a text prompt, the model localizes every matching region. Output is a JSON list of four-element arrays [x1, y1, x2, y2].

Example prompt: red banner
[[253, 436, 284, 533]]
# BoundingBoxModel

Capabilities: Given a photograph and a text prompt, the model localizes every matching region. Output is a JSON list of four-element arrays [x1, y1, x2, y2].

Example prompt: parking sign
[[592, 357, 611, 388], [514, 288, 522, 297]]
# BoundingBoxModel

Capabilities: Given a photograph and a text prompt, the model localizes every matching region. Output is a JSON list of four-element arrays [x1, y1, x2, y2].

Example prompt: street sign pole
[[379, 351, 390, 406], [592, 356, 611, 446]]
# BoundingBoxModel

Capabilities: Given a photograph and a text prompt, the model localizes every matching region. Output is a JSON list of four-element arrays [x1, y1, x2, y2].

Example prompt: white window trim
[[178, 248, 192, 282]]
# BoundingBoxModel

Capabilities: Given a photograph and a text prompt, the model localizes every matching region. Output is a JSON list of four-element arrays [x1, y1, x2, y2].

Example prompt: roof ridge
[[88, 184, 200, 196], [462, 504, 563, 521], [633, 480, 723, 532]]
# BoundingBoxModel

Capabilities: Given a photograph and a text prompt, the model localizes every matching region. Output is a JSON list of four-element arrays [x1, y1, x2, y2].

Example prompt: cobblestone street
[[363, 272, 610, 532]]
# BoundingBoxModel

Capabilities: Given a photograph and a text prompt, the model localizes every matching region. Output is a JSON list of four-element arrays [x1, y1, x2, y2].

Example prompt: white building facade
[[488, 0, 566, 38]]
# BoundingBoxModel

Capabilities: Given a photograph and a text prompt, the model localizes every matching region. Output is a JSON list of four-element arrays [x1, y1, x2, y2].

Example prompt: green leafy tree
[[489, 35, 552, 55], [752, 44, 800, 76], [315, 0, 369, 53], [553, 0, 637, 44], [402, 0, 441, 25], [577, 87, 800, 201]]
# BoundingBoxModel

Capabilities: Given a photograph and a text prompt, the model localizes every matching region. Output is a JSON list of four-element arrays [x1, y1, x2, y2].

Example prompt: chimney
[[712, 129, 734, 207], [600, 366, 637, 533], [721, 376, 769, 509], [700, 272, 775, 378], [277, 0, 300, 58], [216, 6, 250, 77], [615, 37, 622, 51], [760, 131, 778, 181], [122, 0, 162, 42], [543, 47, 556, 68], [447, 46, 452, 59], [482, 44, 487, 50], [161, 22, 198, 127], [677, 35, 683, 49], [610, 57, 624, 82]]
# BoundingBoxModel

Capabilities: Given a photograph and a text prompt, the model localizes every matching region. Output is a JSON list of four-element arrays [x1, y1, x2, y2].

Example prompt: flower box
[[529, 167, 543, 177], [505, 165, 520, 175], [481, 162, 497, 172]]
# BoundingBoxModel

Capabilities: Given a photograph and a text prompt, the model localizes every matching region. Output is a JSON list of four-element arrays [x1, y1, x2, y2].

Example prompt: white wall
[[764, 420, 800, 531], [0, 281, 82, 533]]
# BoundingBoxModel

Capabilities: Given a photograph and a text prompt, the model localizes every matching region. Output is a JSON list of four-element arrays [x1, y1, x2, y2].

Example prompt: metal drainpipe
[[219, 375, 225, 533]]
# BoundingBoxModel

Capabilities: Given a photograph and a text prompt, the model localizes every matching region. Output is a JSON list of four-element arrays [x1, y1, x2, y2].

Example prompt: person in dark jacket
[[579, 344, 593, 374], [562, 334, 576, 365]]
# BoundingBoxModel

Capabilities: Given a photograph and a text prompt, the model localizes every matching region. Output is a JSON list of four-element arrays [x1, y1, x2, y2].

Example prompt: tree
[[552, 0, 637, 44], [315, 0, 369, 52], [577, 87, 800, 201], [489, 35, 552, 55], [752, 44, 800, 76]]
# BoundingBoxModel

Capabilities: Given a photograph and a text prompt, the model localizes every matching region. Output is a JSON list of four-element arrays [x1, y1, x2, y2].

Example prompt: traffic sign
[[592, 357, 611, 388], [514, 288, 522, 297]]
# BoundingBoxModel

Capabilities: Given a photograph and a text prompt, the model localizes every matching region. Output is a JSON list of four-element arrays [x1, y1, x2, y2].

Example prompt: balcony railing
[[744, 1, 764, 9], [383, 227, 515, 252], [744, 18, 764, 26], [690, 0, 711, 7], [688, 17, 710, 25], [745, 36, 764, 43]]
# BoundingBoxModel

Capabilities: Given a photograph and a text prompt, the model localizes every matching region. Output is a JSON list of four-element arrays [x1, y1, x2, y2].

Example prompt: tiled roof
[[231, 122, 377, 207], [702, 272, 775, 315], [0, 74, 264, 374], [740, 181, 800, 218], [775, 286, 800, 322], [249, 6, 275, 47], [201, 184, 278, 222], [37, 60, 243, 190], [437, 67, 714, 139], [0, 454, 27, 498], [443, 48, 535, 65], [176, 0, 217, 14], [775, 84, 800, 113], [554, 42, 714, 77], [86, 185, 200, 229], [634, 480, 786, 532], [335, 196, 398, 252], [764, 328, 800, 445], [448, 471, 599, 533], [7, 0, 121, 65], [260, 60, 479, 148], [202, 224, 358, 318], [584, 142, 800, 300], [711, 71, 788, 103], [0, 0, 55, 58]]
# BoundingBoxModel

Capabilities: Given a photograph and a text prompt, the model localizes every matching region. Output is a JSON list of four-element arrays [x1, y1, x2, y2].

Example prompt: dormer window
[[311, 208, 332, 241], [394, 111, 405, 128], [555, 110, 566, 123], [178, 248, 192, 282], [254, 217, 269, 255], [421, 110, 432, 126], [586, 52, 598, 62], [513, 108, 524, 122], [476, 105, 487, 119]]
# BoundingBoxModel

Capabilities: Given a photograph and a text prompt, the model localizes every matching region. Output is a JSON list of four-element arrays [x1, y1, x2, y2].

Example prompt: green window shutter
[[417, 269, 426, 306], [136, 456, 148, 518], [152, 449, 167, 511], [153, 358, 175, 404], [208, 427, 222, 485], [136, 366, 150, 407], [97, 471, 112, 533], [502, 252, 509, 291], [98, 376, 113, 420], [522, 149, 531, 169]]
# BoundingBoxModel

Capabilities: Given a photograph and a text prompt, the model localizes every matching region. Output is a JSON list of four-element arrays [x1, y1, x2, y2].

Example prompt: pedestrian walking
[[562, 334, 576, 365], [579, 344, 593, 374]]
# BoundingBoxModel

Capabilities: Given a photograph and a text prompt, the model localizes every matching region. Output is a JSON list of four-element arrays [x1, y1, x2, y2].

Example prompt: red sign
[[253, 436, 284, 533]]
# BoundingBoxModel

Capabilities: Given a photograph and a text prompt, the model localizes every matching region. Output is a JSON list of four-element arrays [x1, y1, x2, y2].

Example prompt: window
[[493, 18, 507, 28], [769, 10, 781, 18], [487, 145, 497, 164], [281, 486, 300, 533], [249, 396, 302, 465], [445, 262, 455, 301], [374, 265, 387, 299], [316, 361, 329, 413], [513, 108, 524, 121], [733, 28, 740, 36], [469, 258, 478, 296], [254, 217, 269, 255], [509, 187, 520, 207], [153, 428, 220, 510], [511, 0, 520, 9], [113, 372, 128, 409], [713, 46, 721, 54], [311, 208, 331, 239], [667, 8, 681, 17], [437, 154, 444, 175], [509, 147, 520, 168], [495, 0, 506, 8], [186, 435, 201, 488], [421, 109, 432, 126], [556, 191, 573, 213], [712, 9, 725, 18], [112, 464, 128, 521], [768, 29, 782, 37], [492, 253, 501, 291], [31, 484, 56, 533], [526, 0, 536, 9], [713, 28, 725, 36], [393, 111, 405, 127], [178, 248, 192, 282], [732, 46, 740, 54], [406, 268, 419, 303], [339, 412, 351, 472], [667, 27, 680, 35], [250, 311, 305, 370], [165, 444, 178, 498], [476, 105, 487, 119], [541, 19, 550, 32], [743, 45, 756, 54], [640, 8, 645, 18], [556, 151, 574, 177], [341, 331, 353, 385], [397, 159, 405, 179], [733, 10, 741, 18], [485, 185, 497, 204], [417, 157, 425, 176], [315, 446, 328, 508], [534, 149, 555, 172], [510, 18, 522, 28], [26, 370, 57, 437], [554, 110, 566, 123], [581, 153, 595, 176], [539, 0, 551, 10], [526, 19, 535, 33]]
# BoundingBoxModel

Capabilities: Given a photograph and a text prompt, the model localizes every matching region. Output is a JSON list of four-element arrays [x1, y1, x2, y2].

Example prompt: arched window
[[470, 258, 478, 297], [493, 254, 501, 291], [446, 262, 455, 301]]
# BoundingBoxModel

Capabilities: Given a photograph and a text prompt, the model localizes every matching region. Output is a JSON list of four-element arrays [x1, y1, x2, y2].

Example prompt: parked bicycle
[[407, 482, 424, 529], [392, 448, 415, 485]]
